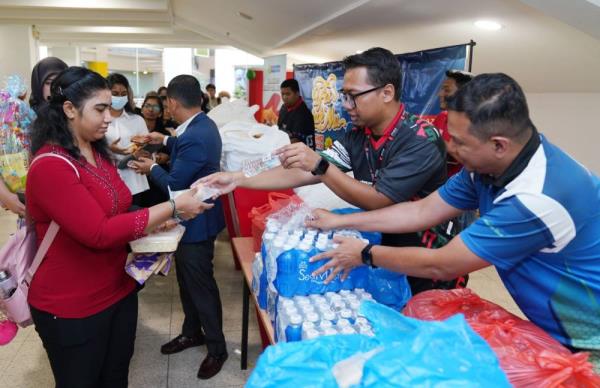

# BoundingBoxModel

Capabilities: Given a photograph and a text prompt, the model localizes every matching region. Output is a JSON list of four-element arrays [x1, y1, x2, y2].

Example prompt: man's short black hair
[[342, 47, 402, 101], [447, 73, 533, 143], [446, 69, 474, 88], [206, 83, 216, 91], [280, 79, 300, 93], [167, 75, 203, 109]]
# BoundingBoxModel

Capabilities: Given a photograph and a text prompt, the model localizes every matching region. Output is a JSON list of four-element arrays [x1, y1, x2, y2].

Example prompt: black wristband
[[311, 157, 330, 176], [361, 243, 377, 268]]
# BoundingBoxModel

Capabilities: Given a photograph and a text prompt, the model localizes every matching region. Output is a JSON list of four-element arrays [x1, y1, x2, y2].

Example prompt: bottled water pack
[[275, 289, 375, 343]]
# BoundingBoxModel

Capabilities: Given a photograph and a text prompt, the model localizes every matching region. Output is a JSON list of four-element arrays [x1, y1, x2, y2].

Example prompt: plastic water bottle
[[336, 318, 352, 328], [267, 237, 286, 283], [275, 250, 298, 297], [339, 308, 354, 323], [302, 328, 321, 340], [308, 239, 340, 294], [304, 311, 320, 326], [322, 327, 338, 336], [318, 320, 334, 330], [251, 253, 262, 298], [242, 152, 282, 177], [284, 313, 303, 342], [321, 310, 337, 324], [293, 296, 311, 307], [339, 325, 357, 335], [0, 270, 17, 299]]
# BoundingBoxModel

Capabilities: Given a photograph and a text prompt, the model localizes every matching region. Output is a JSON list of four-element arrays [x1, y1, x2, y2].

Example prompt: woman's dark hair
[[31, 66, 112, 161], [140, 95, 170, 136], [29, 57, 68, 114], [106, 72, 135, 113], [343, 47, 402, 101]]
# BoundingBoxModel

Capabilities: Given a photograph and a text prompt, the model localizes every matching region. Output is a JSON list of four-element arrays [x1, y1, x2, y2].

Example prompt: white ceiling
[[0, 0, 598, 92]]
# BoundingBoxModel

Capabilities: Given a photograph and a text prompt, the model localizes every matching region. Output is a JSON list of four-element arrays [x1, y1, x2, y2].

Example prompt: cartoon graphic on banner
[[294, 62, 352, 150], [294, 44, 469, 150]]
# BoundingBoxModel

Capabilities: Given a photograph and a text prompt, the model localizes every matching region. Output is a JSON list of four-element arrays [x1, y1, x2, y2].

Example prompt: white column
[[0, 24, 38, 91], [162, 48, 192, 86]]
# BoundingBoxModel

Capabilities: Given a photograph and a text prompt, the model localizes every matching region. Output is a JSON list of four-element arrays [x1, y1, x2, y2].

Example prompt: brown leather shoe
[[197, 352, 228, 379], [160, 334, 205, 355]]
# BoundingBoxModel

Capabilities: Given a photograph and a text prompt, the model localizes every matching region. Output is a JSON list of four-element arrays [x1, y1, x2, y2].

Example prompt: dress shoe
[[197, 352, 228, 379], [160, 334, 204, 355]]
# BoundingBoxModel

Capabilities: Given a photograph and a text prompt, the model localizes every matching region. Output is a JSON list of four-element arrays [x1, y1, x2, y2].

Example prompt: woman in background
[[139, 94, 170, 205], [105, 73, 151, 207]]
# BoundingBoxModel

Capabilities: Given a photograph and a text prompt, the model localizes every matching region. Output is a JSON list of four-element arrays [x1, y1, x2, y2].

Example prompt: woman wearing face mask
[[105, 73, 151, 207], [27, 66, 211, 387]]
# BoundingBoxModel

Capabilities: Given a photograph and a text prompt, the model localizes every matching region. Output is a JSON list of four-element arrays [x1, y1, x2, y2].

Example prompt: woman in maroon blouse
[[26, 67, 210, 388]]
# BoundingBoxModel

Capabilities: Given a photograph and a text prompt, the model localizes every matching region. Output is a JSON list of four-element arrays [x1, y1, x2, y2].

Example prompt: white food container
[[129, 224, 186, 253]]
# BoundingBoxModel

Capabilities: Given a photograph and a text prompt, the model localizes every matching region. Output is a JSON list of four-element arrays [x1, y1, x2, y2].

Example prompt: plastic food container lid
[[129, 225, 186, 253]]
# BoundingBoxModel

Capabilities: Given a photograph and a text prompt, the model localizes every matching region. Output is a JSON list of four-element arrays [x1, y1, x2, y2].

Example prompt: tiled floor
[[0, 209, 523, 387]]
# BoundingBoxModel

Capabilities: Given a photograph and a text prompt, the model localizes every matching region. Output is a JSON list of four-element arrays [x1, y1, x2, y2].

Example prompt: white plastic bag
[[293, 173, 356, 210], [207, 99, 259, 129], [220, 122, 290, 172]]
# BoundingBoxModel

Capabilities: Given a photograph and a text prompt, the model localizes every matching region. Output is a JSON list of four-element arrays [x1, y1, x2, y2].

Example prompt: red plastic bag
[[403, 289, 600, 387], [249, 192, 302, 251]]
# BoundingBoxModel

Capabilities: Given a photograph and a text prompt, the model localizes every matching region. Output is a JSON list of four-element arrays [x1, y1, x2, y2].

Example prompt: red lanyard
[[364, 127, 399, 183]]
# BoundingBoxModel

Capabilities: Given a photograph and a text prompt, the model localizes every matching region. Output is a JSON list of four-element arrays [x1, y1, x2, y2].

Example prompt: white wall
[[0, 24, 38, 91], [526, 93, 600, 174]]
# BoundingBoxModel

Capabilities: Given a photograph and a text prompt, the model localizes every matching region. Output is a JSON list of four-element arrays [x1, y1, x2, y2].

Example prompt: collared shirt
[[105, 110, 149, 195], [439, 133, 600, 352], [320, 104, 447, 249], [162, 112, 202, 146], [277, 98, 315, 149]]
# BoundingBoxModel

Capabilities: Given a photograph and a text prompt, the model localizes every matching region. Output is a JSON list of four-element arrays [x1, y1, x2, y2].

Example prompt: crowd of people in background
[[1, 44, 599, 388]]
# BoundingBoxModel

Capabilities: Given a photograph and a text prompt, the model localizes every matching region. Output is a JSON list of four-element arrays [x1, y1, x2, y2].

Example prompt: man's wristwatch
[[361, 243, 377, 268], [311, 157, 330, 176]]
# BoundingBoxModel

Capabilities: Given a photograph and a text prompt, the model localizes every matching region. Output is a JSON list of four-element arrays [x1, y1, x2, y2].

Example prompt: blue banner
[[294, 44, 467, 150]]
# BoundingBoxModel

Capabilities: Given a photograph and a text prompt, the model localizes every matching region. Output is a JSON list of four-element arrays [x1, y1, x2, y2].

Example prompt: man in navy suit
[[132, 75, 227, 379]]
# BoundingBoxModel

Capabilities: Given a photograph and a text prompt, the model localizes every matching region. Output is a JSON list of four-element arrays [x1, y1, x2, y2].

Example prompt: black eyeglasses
[[339, 85, 386, 109]]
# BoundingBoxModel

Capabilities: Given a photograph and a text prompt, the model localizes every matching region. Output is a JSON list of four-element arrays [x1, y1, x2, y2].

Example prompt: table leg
[[241, 277, 250, 370]]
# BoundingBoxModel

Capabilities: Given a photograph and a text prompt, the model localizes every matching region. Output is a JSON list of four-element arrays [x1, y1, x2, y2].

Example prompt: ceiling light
[[356, 50, 363, 54], [143, 70, 148, 75], [474, 20, 502, 31]]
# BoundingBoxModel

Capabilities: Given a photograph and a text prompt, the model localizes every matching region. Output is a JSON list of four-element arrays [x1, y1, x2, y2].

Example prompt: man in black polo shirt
[[277, 79, 315, 149], [200, 47, 465, 294]]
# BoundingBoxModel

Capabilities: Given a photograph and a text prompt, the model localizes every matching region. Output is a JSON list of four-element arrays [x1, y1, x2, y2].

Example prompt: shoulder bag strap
[[24, 152, 80, 284]]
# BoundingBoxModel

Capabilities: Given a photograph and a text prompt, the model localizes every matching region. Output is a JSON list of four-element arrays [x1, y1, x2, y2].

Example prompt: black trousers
[[175, 238, 226, 356], [30, 291, 138, 388]]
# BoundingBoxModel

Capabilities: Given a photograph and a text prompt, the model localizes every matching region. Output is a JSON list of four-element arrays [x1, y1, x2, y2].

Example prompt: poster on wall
[[293, 62, 352, 150], [262, 54, 287, 125], [294, 44, 468, 150]]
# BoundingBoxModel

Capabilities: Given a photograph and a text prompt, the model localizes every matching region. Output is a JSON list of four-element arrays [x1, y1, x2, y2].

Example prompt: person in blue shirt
[[307, 73, 600, 371], [131, 75, 227, 380]]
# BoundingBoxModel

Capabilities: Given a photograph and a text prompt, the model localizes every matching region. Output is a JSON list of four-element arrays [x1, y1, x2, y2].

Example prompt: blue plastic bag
[[366, 267, 412, 311], [360, 301, 511, 387], [246, 301, 510, 388]]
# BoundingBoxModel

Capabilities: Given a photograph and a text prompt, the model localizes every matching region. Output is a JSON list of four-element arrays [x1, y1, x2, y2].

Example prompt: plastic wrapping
[[246, 300, 510, 387], [0, 76, 35, 194], [124, 252, 173, 285], [128, 225, 185, 253], [403, 288, 600, 387]]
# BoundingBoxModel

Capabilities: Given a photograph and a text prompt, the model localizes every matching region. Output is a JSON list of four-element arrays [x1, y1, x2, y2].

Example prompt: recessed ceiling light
[[474, 20, 502, 31], [356, 50, 363, 54]]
